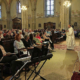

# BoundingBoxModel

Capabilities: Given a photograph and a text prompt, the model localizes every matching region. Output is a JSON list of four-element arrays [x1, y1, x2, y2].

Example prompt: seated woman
[[14, 34, 30, 57], [29, 34, 34, 45], [33, 33, 42, 45], [24, 35, 33, 48], [23, 35, 34, 55], [0, 45, 23, 75], [42, 32, 54, 50], [36, 32, 44, 43]]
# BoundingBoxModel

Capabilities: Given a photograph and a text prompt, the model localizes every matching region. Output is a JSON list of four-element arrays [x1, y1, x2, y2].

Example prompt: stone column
[[20, 0, 28, 29], [6, 5, 12, 29], [30, 0, 37, 30], [60, 0, 71, 30]]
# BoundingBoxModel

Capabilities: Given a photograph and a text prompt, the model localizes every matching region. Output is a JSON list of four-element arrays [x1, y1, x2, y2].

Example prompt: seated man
[[74, 29, 77, 37]]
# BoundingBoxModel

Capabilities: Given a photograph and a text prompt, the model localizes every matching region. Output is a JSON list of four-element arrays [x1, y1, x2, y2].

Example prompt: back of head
[[34, 33, 37, 37], [24, 35, 28, 40]]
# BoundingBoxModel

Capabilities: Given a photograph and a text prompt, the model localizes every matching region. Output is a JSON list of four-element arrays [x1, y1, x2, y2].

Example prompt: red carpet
[[54, 44, 80, 51]]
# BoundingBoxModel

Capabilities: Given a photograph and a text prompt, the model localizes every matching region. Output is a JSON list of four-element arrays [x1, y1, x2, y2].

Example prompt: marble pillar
[[20, 0, 28, 29], [60, 0, 71, 30], [30, 0, 37, 30], [6, 6, 11, 29]]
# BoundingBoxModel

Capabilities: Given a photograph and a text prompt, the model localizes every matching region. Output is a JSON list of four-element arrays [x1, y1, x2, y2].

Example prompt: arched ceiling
[[2, 0, 14, 11]]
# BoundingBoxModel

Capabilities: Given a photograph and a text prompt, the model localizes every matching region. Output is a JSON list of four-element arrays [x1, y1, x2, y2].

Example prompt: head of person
[[25, 29, 28, 32], [19, 30, 22, 34], [29, 29, 32, 32], [30, 34, 33, 41], [8, 30, 11, 34], [34, 33, 37, 38], [0, 31, 2, 34], [68, 24, 71, 28], [24, 35, 29, 41], [36, 32, 40, 37], [15, 34, 21, 41], [40, 32, 43, 37], [14, 31, 16, 34], [43, 31, 46, 35]]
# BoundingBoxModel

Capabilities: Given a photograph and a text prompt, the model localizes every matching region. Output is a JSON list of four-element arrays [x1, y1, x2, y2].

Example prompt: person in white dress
[[66, 24, 75, 50]]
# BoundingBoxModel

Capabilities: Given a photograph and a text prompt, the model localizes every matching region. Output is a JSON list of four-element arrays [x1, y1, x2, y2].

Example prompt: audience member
[[14, 34, 30, 57], [33, 33, 42, 45]]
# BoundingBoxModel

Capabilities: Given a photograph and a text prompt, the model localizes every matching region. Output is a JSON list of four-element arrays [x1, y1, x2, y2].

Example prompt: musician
[[14, 34, 30, 57]]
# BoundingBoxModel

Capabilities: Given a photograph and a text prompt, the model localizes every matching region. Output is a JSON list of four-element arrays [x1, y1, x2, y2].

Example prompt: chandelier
[[21, 6, 27, 10], [63, 1, 71, 7]]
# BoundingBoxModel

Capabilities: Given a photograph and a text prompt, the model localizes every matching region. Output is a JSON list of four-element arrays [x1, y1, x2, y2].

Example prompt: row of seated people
[[14, 32, 54, 56], [0, 32, 54, 78], [0, 28, 65, 49], [0, 28, 62, 38]]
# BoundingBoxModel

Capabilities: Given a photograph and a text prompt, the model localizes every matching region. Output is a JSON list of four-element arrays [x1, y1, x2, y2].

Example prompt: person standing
[[66, 24, 75, 50]]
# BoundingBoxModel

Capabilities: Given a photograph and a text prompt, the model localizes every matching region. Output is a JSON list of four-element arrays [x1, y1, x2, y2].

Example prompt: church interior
[[0, 0, 80, 80]]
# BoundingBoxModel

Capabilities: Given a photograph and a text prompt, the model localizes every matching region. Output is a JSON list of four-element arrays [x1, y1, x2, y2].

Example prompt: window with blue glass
[[17, 1, 21, 13], [45, 0, 54, 17]]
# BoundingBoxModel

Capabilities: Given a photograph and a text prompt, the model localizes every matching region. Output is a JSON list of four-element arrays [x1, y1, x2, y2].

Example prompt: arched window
[[45, 0, 54, 17], [17, 1, 21, 13], [0, 5, 2, 19]]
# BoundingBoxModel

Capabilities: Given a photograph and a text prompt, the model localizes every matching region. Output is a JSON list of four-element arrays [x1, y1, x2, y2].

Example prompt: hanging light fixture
[[21, 6, 27, 10], [63, 1, 71, 7]]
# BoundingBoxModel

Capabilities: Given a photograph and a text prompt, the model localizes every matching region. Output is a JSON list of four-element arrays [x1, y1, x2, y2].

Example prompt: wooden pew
[[51, 30, 64, 43], [1, 38, 15, 53]]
